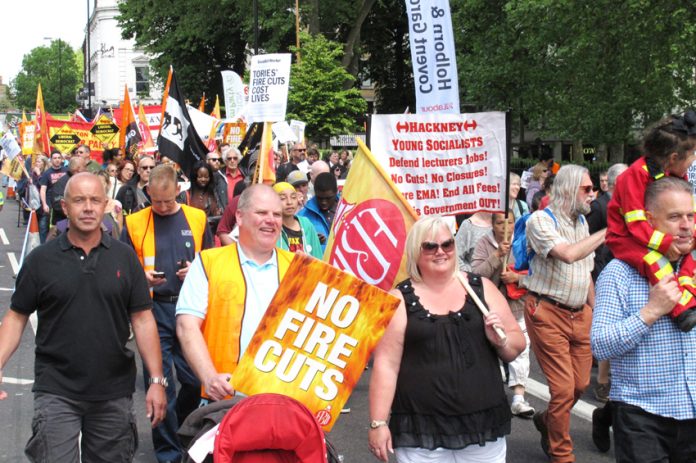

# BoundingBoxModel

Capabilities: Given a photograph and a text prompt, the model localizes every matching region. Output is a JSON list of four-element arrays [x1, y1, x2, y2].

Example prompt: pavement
[[0, 197, 615, 462]]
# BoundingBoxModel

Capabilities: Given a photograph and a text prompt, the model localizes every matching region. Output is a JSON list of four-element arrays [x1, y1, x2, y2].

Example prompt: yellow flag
[[210, 95, 221, 120], [33, 84, 50, 157], [323, 138, 419, 290], [253, 121, 276, 185]]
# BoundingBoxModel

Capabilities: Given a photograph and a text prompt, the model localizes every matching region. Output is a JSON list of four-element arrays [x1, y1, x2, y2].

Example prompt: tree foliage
[[11, 40, 82, 113], [287, 33, 366, 140]]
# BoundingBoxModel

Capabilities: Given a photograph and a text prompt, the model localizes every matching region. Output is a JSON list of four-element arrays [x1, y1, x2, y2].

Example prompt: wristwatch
[[369, 420, 388, 429], [149, 376, 169, 388]]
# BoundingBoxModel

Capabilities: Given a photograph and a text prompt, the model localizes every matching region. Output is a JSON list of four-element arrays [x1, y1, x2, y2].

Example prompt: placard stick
[[456, 271, 507, 342], [502, 210, 511, 268]]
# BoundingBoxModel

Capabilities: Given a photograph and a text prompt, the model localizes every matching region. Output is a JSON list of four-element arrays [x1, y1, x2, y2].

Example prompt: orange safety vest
[[199, 243, 294, 397], [125, 204, 207, 271]]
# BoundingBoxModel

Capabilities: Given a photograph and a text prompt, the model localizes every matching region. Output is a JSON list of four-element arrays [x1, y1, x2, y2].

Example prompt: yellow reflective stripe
[[679, 290, 693, 306], [655, 265, 673, 281], [644, 251, 662, 265], [648, 230, 665, 251], [655, 172, 665, 180], [625, 209, 647, 223], [642, 164, 649, 172], [679, 276, 695, 287]]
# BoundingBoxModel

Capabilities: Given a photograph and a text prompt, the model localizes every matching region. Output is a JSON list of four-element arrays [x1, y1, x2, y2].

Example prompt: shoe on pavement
[[676, 310, 696, 332], [592, 407, 611, 453], [594, 382, 610, 403], [533, 410, 550, 457], [511, 400, 535, 418]]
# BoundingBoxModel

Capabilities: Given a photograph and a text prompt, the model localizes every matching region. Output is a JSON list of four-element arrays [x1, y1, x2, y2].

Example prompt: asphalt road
[[0, 197, 615, 462]]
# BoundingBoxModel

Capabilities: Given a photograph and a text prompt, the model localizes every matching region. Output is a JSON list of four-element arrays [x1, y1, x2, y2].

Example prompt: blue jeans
[[38, 212, 49, 244], [25, 393, 137, 463], [143, 300, 200, 463]]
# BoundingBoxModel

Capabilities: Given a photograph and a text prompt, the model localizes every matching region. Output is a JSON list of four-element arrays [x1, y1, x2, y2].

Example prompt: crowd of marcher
[[1, 111, 696, 463]]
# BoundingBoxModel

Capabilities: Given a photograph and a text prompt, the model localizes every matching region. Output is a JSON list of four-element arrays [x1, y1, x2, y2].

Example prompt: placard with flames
[[233, 254, 400, 431]]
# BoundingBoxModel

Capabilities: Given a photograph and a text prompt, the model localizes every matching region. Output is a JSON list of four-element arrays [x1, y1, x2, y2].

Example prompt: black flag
[[157, 69, 208, 175]]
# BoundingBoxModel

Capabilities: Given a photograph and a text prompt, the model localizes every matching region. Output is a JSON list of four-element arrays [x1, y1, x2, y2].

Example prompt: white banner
[[370, 112, 507, 216], [221, 70, 246, 120], [272, 121, 297, 144], [405, 0, 459, 114], [247, 54, 292, 123]]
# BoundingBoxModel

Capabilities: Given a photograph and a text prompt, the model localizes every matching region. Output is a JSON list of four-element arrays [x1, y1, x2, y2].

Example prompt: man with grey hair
[[216, 146, 244, 209], [520, 164, 606, 461], [592, 176, 696, 462], [275, 142, 306, 182]]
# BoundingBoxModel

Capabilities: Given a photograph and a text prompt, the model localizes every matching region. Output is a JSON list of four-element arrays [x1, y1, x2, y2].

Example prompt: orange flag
[[206, 95, 222, 151], [137, 104, 156, 152], [33, 84, 50, 157], [198, 93, 206, 112], [119, 85, 142, 156], [210, 95, 221, 119], [253, 121, 275, 185], [159, 66, 173, 130], [323, 138, 419, 290]]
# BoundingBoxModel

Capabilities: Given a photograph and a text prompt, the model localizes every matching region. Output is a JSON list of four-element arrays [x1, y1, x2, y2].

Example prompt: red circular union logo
[[315, 409, 332, 426], [328, 199, 407, 289]]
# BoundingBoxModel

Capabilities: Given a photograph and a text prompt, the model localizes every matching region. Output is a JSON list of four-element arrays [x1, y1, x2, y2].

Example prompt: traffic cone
[[6, 185, 15, 199], [19, 210, 40, 269]]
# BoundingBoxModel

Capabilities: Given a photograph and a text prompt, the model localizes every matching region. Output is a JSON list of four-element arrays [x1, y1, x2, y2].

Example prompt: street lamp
[[43, 37, 63, 112]]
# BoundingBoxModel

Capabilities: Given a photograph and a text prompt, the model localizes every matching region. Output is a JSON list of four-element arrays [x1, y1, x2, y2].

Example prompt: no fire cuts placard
[[370, 112, 507, 216]]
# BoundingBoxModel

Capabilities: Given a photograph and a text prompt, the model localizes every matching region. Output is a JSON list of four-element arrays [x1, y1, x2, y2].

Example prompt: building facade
[[81, 0, 161, 112]]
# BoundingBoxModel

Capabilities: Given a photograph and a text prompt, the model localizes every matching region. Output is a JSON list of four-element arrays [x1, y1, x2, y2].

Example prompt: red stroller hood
[[213, 393, 328, 463]]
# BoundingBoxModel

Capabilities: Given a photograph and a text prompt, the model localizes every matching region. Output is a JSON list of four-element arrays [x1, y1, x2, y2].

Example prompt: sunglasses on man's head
[[420, 238, 455, 254]]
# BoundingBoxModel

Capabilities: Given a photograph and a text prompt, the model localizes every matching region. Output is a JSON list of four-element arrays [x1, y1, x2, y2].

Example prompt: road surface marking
[[8, 252, 18, 275], [526, 378, 595, 422], [0, 229, 8, 245], [2, 377, 34, 385]]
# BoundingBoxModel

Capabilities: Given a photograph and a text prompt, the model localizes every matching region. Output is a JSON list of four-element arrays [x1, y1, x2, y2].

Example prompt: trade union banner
[[370, 112, 507, 216], [233, 254, 400, 431], [324, 138, 418, 290], [405, 0, 459, 114]]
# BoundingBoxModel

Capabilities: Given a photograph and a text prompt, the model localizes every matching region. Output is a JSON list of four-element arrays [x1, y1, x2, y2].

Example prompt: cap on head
[[286, 170, 309, 187]]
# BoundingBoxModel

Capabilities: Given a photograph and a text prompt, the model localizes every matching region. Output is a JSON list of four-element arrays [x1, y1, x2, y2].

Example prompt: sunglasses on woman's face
[[420, 238, 455, 254]]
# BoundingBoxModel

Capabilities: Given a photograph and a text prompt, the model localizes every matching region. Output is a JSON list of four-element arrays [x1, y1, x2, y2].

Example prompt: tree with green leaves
[[287, 32, 366, 140], [11, 40, 82, 114]]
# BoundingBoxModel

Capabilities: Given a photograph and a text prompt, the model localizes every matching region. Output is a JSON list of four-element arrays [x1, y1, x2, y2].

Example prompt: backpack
[[512, 208, 585, 273]]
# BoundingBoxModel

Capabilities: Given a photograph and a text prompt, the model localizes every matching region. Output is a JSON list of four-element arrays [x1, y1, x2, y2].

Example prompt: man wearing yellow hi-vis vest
[[122, 164, 213, 463]]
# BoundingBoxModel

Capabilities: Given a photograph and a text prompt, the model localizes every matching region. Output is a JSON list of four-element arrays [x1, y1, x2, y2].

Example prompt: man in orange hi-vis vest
[[176, 184, 295, 403], [122, 164, 213, 463]]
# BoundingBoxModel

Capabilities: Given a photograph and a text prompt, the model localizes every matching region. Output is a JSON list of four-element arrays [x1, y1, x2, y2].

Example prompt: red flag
[[137, 104, 156, 152], [323, 138, 419, 290]]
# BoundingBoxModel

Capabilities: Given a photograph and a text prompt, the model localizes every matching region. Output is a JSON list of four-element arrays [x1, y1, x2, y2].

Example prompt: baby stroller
[[179, 393, 340, 463]]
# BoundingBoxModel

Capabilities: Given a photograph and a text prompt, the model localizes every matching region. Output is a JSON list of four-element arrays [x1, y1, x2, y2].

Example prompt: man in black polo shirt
[[0, 172, 166, 462]]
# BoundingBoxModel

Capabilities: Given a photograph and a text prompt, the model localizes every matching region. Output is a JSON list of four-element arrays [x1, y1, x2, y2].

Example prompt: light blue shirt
[[176, 244, 280, 358], [592, 259, 696, 420]]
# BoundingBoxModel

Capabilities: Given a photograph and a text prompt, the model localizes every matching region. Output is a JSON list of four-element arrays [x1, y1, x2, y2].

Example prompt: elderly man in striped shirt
[[520, 165, 607, 462], [592, 176, 696, 462]]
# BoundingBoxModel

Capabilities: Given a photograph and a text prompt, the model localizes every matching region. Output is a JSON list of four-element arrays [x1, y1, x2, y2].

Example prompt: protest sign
[[370, 112, 507, 216], [20, 122, 35, 155], [289, 119, 306, 143], [271, 121, 297, 144], [1, 133, 22, 159], [1, 157, 26, 180], [90, 114, 119, 144], [247, 54, 291, 123], [233, 254, 400, 431], [221, 122, 247, 147], [405, 0, 459, 114], [50, 124, 82, 154]]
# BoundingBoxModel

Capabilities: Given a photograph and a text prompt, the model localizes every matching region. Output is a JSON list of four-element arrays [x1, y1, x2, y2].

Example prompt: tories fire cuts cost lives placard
[[371, 112, 507, 216]]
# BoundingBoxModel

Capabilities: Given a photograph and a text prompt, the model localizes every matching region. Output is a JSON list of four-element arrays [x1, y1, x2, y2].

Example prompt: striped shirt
[[592, 259, 696, 420], [521, 208, 594, 308]]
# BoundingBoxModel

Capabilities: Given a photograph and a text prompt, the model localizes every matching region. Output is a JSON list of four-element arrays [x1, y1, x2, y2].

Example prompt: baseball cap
[[286, 170, 309, 186]]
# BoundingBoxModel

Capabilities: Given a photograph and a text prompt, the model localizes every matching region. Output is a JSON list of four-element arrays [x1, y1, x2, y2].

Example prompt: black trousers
[[612, 401, 696, 463]]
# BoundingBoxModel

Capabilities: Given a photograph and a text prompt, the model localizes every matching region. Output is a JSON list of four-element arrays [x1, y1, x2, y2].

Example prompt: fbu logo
[[328, 199, 406, 290]]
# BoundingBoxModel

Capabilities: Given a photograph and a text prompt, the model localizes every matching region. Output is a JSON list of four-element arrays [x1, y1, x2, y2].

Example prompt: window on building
[[135, 66, 150, 95]]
